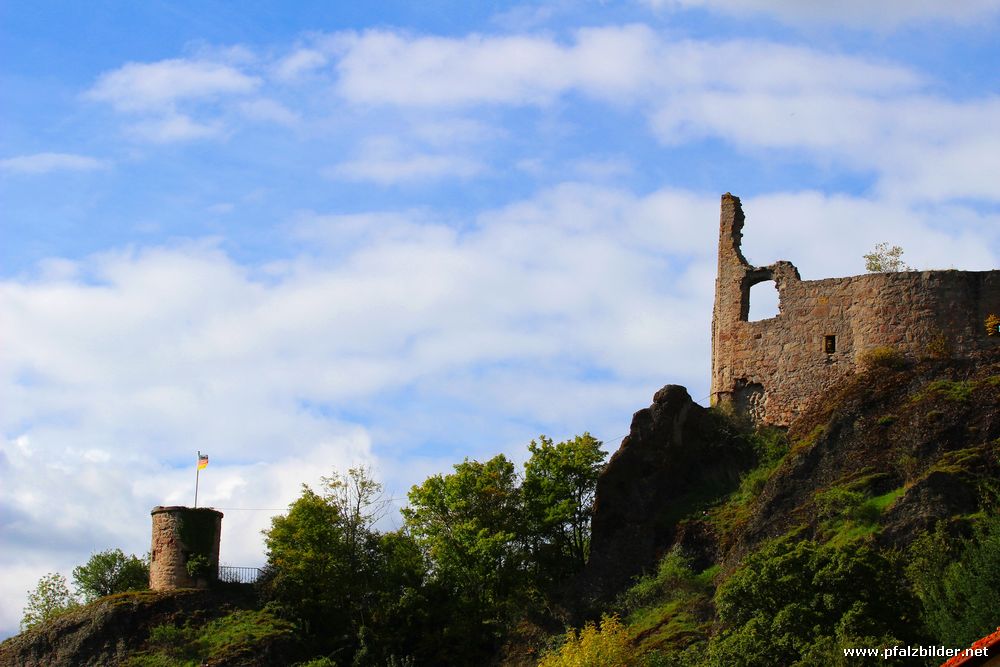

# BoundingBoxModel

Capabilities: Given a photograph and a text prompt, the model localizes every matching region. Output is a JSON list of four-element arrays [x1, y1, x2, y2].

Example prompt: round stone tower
[[149, 506, 223, 590]]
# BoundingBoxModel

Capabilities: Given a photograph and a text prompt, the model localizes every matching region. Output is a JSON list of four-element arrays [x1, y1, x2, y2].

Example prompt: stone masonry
[[149, 506, 223, 590], [711, 193, 1000, 426]]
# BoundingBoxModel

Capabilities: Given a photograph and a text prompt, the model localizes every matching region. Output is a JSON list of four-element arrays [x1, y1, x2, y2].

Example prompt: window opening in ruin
[[824, 335, 836, 354], [747, 280, 780, 321]]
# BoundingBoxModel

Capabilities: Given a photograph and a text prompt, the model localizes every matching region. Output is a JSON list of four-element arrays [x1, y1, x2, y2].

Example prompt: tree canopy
[[20, 573, 79, 631], [72, 548, 149, 602]]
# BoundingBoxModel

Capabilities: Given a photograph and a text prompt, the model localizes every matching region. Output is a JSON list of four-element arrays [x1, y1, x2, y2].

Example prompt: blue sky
[[2, 0, 999, 638]]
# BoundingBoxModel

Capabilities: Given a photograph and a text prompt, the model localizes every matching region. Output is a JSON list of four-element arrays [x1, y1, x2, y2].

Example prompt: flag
[[197, 454, 209, 470]]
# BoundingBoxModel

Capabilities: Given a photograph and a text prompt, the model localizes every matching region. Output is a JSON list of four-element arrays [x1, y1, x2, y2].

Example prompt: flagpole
[[194, 450, 200, 508]]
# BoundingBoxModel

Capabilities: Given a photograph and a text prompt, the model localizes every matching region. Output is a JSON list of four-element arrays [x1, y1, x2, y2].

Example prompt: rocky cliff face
[[724, 354, 1000, 565], [584, 351, 1000, 602], [584, 385, 754, 600]]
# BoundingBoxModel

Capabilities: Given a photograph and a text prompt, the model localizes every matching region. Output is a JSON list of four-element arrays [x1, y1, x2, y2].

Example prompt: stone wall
[[711, 193, 1000, 426], [149, 506, 223, 591]]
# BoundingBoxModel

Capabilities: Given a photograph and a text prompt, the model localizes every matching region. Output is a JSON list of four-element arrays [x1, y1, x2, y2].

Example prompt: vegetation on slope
[[535, 353, 999, 667], [6, 354, 998, 667]]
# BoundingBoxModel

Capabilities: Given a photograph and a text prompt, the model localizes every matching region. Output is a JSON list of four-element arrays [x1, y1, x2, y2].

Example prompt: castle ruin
[[711, 193, 1000, 426]]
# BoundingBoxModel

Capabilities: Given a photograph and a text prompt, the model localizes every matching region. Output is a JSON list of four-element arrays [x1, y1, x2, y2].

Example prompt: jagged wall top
[[710, 194, 1000, 425]]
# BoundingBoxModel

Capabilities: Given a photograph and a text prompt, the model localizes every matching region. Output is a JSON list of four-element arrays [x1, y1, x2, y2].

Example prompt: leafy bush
[[863, 243, 911, 272], [985, 313, 1000, 336], [620, 550, 701, 613], [857, 346, 905, 370], [185, 553, 210, 579], [130, 605, 297, 666], [922, 379, 974, 402], [877, 414, 896, 427], [814, 487, 883, 525], [538, 614, 635, 667], [73, 548, 148, 601], [20, 572, 79, 631], [906, 515, 1000, 647], [708, 536, 923, 666]]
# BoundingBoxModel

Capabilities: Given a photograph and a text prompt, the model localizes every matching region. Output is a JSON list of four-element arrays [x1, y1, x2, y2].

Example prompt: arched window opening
[[748, 280, 780, 321]]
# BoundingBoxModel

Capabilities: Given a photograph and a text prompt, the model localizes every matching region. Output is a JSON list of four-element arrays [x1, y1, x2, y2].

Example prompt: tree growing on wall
[[864, 242, 912, 272]]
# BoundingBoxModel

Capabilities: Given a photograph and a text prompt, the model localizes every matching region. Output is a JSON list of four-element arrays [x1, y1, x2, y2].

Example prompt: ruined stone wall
[[711, 193, 1000, 426], [149, 506, 223, 591]]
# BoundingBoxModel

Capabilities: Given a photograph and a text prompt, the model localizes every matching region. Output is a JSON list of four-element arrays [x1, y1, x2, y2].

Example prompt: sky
[[2, 0, 999, 639]]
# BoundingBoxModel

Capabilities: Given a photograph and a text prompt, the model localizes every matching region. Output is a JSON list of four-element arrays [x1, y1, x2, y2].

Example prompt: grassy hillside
[[541, 352, 1000, 666]]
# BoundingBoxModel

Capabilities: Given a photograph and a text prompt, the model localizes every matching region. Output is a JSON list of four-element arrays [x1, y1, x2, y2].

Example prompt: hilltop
[[3, 350, 998, 666]]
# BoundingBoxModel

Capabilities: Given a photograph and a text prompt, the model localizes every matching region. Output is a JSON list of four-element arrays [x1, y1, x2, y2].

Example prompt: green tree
[[262, 466, 417, 663], [709, 536, 922, 666], [522, 433, 606, 581], [21, 572, 79, 631], [72, 548, 149, 601], [864, 242, 911, 272], [907, 515, 1000, 647], [403, 454, 525, 659]]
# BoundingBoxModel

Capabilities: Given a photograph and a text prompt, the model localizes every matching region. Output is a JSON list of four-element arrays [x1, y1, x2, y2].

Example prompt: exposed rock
[[0, 588, 256, 667], [722, 353, 1000, 568], [878, 469, 980, 546], [582, 353, 1000, 608], [583, 385, 752, 601]]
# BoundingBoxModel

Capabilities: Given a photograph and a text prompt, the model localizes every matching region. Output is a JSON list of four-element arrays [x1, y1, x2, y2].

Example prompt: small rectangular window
[[824, 335, 837, 354]]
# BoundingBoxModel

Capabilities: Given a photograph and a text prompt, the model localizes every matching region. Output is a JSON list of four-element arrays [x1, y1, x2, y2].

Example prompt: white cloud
[[324, 137, 484, 184], [735, 191, 1000, 278], [273, 48, 328, 81], [333, 25, 662, 107], [324, 26, 1000, 202], [88, 58, 260, 112], [332, 27, 916, 108], [641, 0, 1000, 28], [74, 27, 995, 201], [238, 98, 301, 126], [0, 153, 109, 174], [125, 113, 222, 143]]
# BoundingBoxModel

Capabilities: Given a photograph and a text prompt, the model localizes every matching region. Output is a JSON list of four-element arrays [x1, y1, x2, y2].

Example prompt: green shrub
[[620, 550, 701, 613], [185, 554, 211, 579], [907, 515, 1000, 647], [815, 487, 874, 524], [538, 615, 635, 667], [72, 548, 149, 601], [20, 573, 80, 631], [857, 346, 905, 370], [876, 414, 896, 427], [923, 333, 952, 359], [129, 606, 297, 667], [709, 536, 922, 666], [923, 380, 974, 402]]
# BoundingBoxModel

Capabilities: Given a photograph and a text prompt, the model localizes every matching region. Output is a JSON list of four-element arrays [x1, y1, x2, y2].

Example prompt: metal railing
[[218, 565, 263, 584]]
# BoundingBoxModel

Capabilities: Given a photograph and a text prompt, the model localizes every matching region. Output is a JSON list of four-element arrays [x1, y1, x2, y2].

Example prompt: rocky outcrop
[[0, 588, 254, 667], [583, 353, 1000, 606], [726, 354, 1000, 565], [583, 385, 753, 601]]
